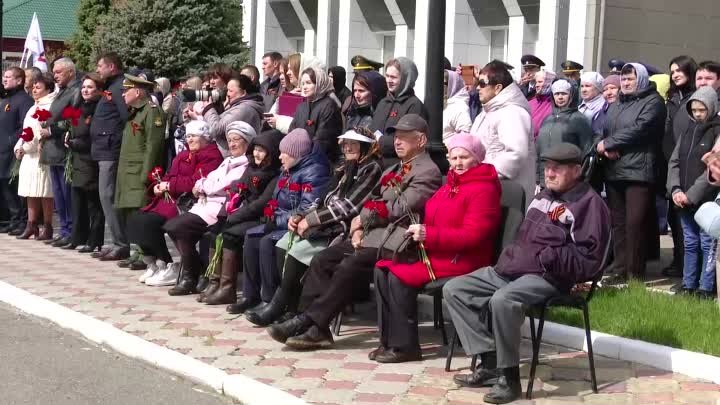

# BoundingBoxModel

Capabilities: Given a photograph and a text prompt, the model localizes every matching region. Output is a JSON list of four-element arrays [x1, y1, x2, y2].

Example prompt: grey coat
[[535, 105, 594, 184], [41, 78, 81, 166], [203, 93, 264, 156], [601, 82, 667, 184], [359, 152, 441, 248]]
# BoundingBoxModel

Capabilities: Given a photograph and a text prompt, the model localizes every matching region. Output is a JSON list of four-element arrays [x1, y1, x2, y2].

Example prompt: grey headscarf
[[686, 86, 719, 121], [391, 57, 418, 98], [445, 69, 464, 99], [623, 63, 650, 94]]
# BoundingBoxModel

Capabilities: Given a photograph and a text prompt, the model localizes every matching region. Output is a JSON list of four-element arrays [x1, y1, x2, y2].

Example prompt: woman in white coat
[[14, 73, 56, 240], [442, 70, 472, 144]]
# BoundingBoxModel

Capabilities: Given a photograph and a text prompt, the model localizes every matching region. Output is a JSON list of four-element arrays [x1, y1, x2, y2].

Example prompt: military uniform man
[[561, 60, 584, 83], [607, 58, 626, 75], [519, 54, 545, 99], [351, 55, 384, 73], [108, 74, 165, 260]]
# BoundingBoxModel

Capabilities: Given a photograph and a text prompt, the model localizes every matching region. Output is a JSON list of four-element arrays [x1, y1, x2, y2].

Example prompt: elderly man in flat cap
[[443, 143, 611, 404]]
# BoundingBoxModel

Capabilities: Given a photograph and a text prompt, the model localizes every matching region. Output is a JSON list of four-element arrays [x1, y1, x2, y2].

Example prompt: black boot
[[267, 314, 312, 344], [246, 289, 287, 326], [168, 257, 200, 296], [197, 248, 218, 302], [246, 252, 307, 326], [196, 276, 209, 292], [453, 351, 501, 387], [483, 366, 522, 404], [205, 249, 239, 305]]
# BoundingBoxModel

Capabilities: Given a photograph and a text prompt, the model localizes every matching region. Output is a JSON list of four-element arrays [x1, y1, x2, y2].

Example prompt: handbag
[[363, 214, 419, 263], [582, 153, 604, 191], [175, 192, 196, 215]]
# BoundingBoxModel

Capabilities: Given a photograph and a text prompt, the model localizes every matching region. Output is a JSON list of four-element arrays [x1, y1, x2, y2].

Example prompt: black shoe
[[246, 297, 286, 327], [368, 346, 386, 361], [483, 367, 522, 404], [8, 225, 25, 236], [267, 315, 312, 344], [52, 236, 72, 247], [99, 247, 131, 261], [374, 347, 421, 363], [129, 261, 148, 271], [274, 312, 296, 325], [91, 247, 112, 259], [225, 298, 260, 315], [285, 325, 334, 350], [44, 235, 63, 245], [661, 265, 683, 278], [453, 352, 501, 387], [602, 273, 627, 286], [117, 252, 141, 268], [696, 290, 717, 300], [78, 245, 101, 253], [196, 276, 209, 293], [0, 224, 14, 233], [168, 263, 200, 296], [61, 243, 78, 250]]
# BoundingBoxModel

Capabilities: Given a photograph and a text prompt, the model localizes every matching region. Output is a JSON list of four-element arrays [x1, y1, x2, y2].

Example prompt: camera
[[181, 87, 226, 103]]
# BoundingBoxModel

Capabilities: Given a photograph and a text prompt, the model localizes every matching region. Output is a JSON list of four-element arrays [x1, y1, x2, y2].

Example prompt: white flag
[[24, 13, 47, 72]]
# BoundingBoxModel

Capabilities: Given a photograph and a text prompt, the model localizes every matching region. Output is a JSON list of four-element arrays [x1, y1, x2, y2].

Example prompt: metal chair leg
[[433, 294, 441, 329], [445, 330, 457, 372], [583, 303, 598, 393], [332, 312, 343, 336], [527, 309, 546, 400], [436, 294, 448, 345], [470, 354, 478, 370]]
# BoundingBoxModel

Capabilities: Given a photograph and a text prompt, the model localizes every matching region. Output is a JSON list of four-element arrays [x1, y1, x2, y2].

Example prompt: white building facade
[[243, 0, 720, 100]]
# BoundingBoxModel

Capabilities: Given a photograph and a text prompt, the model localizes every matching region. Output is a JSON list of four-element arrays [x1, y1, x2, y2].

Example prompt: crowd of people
[[1, 48, 719, 404]]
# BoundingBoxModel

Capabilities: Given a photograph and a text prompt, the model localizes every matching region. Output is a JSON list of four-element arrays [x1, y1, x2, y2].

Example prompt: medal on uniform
[[154, 116, 162, 127]]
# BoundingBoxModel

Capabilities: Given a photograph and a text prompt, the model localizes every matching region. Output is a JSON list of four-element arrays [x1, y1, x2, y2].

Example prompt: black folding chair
[[443, 179, 526, 371], [525, 236, 612, 399]]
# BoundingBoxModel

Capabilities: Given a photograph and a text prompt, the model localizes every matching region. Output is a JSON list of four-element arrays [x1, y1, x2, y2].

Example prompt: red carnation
[[61, 106, 82, 127], [301, 183, 313, 193], [267, 199, 279, 209], [288, 182, 302, 192], [251, 176, 260, 188], [147, 166, 164, 183], [20, 127, 34, 142], [363, 200, 389, 219], [380, 172, 403, 187], [32, 108, 51, 122], [389, 110, 398, 118], [306, 119, 314, 126], [263, 205, 275, 218], [278, 177, 289, 189]]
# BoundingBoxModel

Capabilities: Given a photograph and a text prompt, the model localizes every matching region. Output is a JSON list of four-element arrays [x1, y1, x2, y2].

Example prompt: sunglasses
[[476, 79, 495, 89]]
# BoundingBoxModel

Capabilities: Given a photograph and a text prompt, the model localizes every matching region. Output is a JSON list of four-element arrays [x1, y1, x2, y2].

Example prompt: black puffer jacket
[[663, 89, 693, 161], [289, 94, 343, 164], [602, 82, 667, 183], [370, 91, 427, 168]]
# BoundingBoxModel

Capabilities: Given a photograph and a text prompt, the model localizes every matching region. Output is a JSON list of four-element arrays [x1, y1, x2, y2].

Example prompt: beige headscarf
[[307, 66, 335, 102]]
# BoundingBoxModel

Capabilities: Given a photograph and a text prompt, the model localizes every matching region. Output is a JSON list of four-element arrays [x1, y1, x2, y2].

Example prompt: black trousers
[[222, 220, 262, 251], [165, 212, 209, 271], [300, 241, 378, 329], [0, 180, 25, 228], [668, 203, 684, 269], [374, 266, 421, 352], [127, 211, 172, 263], [275, 248, 308, 312], [606, 181, 655, 278], [70, 187, 104, 247]]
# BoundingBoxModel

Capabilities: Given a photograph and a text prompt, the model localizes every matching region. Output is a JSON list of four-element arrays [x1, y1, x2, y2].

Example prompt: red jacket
[[141, 144, 224, 220], [378, 163, 502, 287]]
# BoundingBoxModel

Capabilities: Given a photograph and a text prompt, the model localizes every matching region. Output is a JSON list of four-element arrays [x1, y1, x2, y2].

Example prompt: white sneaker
[[145, 262, 179, 287], [138, 256, 159, 283]]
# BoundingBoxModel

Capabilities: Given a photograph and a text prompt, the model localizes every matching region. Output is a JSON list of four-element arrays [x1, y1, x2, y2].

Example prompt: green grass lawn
[[547, 282, 720, 357]]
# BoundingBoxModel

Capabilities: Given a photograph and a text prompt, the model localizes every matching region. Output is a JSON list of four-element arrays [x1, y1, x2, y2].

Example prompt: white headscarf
[[579, 72, 607, 121]]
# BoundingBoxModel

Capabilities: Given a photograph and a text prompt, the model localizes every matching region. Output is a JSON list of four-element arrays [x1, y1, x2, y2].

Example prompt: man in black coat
[[40, 58, 81, 247], [89, 52, 130, 261], [0, 67, 34, 234]]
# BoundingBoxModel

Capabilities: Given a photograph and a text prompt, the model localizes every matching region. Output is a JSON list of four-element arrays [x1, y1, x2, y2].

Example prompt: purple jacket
[[495, 181, 611, 292]]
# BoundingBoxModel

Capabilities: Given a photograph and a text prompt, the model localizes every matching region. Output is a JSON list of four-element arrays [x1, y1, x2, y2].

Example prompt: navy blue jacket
[[270, 148, 331, 234], [0, 88, 33, 178], [90, 73, 128, 161]]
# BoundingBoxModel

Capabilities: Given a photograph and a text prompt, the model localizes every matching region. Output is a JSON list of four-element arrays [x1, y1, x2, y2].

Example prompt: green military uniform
[[115, 75, 165, 209]]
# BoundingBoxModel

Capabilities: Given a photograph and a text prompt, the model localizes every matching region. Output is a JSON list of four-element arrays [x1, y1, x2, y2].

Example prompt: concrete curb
[[520, 318, 720, 384], [0, 281, 307, 405]]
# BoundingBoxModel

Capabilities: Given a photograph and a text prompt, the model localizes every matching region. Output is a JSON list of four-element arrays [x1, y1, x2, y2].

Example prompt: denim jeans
[[680, 211, 715, 291], [49, 165, 72, 237]]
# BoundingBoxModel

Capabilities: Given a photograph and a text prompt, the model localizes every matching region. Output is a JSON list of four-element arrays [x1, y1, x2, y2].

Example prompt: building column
[[413, 0, 429, 100], [566, 0, 587, 66], [291, 0, 316, 56], [336, 0, 351, 71], [243, 0, 256, 64], [444, 0, 457, 64], [384, 0, 410, 57], [254, 0, 268, 67], [536, 0, 559, 71], [316, 0, 330, 62], [506, 16, 525, 71]]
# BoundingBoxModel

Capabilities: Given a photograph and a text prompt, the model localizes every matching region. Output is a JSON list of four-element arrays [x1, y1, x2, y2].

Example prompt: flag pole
[[20, 48, 28, 68]]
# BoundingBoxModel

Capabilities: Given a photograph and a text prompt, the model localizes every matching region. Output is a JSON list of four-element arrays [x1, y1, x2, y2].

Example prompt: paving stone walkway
[[1, 234, 718, 405]]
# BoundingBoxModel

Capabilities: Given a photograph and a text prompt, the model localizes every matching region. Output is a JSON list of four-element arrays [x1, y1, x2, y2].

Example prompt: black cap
[[540, 143, 583, 165], [561, 60, 584, 73], [521, 54, 545, 69], [386, 114, 428, 135], [608, 58, 626, 73], [351, 55, 384, 72], [642, 63, 662, 76]]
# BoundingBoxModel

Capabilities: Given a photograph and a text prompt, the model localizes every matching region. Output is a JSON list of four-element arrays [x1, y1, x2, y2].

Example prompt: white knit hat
[[185, 120, 211, 141]]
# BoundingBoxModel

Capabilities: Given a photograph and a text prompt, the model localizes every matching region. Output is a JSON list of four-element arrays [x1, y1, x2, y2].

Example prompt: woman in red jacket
[[128, 120, 223, 287], [372, 132, 502, 363]]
